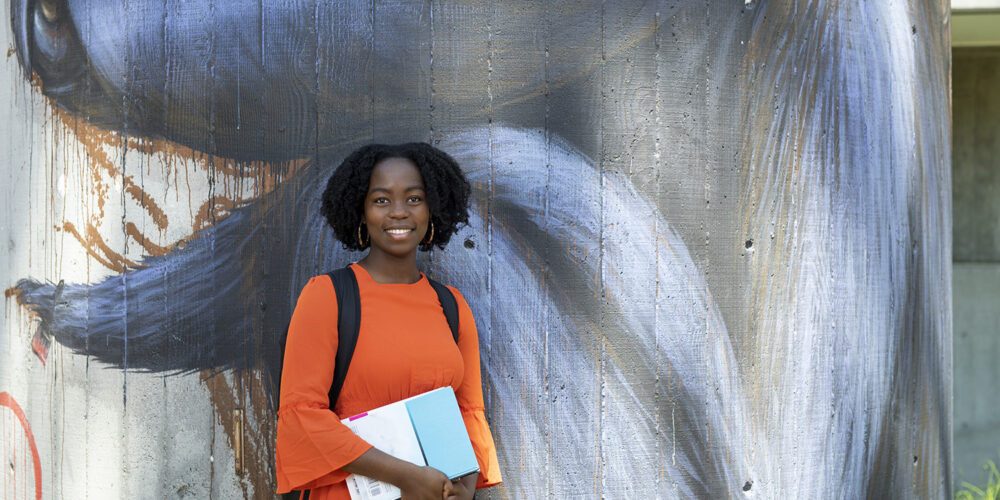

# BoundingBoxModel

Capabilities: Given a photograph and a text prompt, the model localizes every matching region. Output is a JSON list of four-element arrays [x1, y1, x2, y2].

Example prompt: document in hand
[[343, 386, 480, 500]]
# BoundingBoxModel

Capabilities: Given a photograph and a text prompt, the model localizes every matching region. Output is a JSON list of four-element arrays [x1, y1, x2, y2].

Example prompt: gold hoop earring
[[357, 223, 369, 248], [424, 221, 435, 245]]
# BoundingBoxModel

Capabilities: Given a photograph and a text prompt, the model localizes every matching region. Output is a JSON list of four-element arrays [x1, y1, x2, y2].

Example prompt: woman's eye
[[408, 196, 423, 203], [374, 197, 389, 204]]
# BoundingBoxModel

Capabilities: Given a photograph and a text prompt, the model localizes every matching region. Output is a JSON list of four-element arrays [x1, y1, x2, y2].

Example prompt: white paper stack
[[343, 402, 426, 500]]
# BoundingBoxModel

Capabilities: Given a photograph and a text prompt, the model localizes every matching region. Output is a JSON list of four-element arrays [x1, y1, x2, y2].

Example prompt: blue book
[[405, 387, 480, 480], [342, 387, 480, 499]]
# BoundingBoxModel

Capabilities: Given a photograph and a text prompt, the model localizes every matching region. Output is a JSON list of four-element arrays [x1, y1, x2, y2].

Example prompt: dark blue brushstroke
[[11, 160, 354, 403], [10, 0, 670, 161]]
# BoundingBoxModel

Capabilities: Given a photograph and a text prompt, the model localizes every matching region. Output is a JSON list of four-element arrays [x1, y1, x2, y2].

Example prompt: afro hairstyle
[[321, 142, 471, 252]]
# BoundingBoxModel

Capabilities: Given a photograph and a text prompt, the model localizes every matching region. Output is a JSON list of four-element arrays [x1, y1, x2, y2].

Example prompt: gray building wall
[[953, 47, 1000, 482]]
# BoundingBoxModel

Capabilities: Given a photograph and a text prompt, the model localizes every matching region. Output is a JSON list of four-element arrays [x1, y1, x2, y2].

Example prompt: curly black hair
[[321, 142, 471, 251]]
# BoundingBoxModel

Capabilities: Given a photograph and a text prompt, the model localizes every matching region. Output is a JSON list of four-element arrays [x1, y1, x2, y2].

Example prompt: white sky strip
[[953, 0, 1000, 11]]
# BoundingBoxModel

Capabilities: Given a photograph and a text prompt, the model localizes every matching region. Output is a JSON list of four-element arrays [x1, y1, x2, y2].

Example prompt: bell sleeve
[[275, 276, 373, 493], [449, 287, 503, 489]]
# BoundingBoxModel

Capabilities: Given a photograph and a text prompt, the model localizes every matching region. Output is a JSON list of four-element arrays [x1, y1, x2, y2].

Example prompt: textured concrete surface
[[953, 47, 1000, 484], [954, 49, 1000, 263], [953, 263, 1000, 481]]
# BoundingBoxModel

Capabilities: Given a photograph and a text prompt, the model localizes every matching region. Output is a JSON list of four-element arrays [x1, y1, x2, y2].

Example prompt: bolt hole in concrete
[[743, 480, 752, 491], [464, 239, 475, 249]]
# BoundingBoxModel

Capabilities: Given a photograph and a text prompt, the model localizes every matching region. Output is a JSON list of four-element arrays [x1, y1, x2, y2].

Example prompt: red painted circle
[[0, 392, 42, 500]]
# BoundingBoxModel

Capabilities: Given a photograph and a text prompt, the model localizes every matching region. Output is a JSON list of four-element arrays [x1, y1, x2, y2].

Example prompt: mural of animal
[[3, 0, 951, 497]]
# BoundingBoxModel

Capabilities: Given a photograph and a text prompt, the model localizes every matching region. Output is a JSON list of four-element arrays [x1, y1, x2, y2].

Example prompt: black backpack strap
[[279, 490, 309, 500], [327, 266, 361, 411], [427, 277, 460, 343]]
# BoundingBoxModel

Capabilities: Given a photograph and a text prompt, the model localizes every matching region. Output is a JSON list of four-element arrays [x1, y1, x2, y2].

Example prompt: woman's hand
[[442, 473, 478, 500], [398, 465, 452, 500], [442, 479, 474, 500]]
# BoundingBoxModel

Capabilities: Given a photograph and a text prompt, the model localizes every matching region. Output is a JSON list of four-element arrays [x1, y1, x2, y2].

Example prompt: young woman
[[275, 143, 502, 500]]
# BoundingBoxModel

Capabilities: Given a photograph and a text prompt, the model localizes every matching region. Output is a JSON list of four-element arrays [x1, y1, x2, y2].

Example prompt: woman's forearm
[[342, 447, 451, 499], [341, 447, 420, 487]]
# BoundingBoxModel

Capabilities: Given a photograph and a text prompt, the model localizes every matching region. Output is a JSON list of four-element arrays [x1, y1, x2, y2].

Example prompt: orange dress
[[275, 263, 502, 499]]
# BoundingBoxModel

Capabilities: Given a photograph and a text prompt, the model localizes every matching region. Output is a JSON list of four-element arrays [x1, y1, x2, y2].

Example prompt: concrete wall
[[1, 1, 952, 498], [954, 48, 1000, 263], [953, 47, 1000, 482]]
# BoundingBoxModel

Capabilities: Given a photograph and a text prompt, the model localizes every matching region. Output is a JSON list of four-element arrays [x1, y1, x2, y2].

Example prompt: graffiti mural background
[[0, 0, 951, 498]]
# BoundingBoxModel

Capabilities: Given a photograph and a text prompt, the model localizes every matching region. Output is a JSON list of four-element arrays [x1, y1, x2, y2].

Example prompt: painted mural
[[0, 0, 951, 498]]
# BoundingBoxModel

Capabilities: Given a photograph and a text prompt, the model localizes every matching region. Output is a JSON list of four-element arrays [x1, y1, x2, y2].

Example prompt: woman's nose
[[388, 203, 408, 218]]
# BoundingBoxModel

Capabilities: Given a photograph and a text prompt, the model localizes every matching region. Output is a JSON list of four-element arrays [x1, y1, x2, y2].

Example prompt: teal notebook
[[405, 387, 480, 480]]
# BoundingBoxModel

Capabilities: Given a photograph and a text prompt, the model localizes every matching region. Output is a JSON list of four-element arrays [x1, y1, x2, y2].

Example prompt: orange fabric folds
[[275, 265, 502, 498], [461, 409, 503, 489]]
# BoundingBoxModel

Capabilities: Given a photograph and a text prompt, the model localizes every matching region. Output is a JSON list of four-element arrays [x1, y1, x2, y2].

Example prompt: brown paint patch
[[62, 221, 140, 273], [7, 46, 15, 58], [126, 135, 308, 182], [52, 106, 307, 199], [123, 222, 172, 256], [200, 372, 247, 495], [45, 105, 308, 272], [247, 371, 278, 496], [52, 110, 170, 231], [4, 286, 23, 300], [201, 370, 277, 498], [193, 197, 237, 233], [233, 409, 245, 474], [123, 182, 169, 230], [28, 71, 43, 90]]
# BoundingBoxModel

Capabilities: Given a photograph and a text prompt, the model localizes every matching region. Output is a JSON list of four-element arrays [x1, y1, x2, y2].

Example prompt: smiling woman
[[277, 143, 499, 500]]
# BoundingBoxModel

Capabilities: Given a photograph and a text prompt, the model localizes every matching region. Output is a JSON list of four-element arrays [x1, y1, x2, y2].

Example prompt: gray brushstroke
[[738, 1, 951, 496]]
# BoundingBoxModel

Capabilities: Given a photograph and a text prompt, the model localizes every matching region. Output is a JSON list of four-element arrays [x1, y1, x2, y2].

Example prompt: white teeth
[[386, 229, 411, 234]]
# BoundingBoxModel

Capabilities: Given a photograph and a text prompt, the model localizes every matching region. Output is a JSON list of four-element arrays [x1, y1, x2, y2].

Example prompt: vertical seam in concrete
[[598, 0, 607, 495], [427, 0, 437, 274], [652, 9, 663, 495], [429, 0, 436, 143], [542, 1, 552, 494], [486, 0, 495, 380], [371, 0, 376, 142]]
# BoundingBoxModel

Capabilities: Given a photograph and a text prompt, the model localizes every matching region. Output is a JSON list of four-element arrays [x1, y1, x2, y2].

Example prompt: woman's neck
[[357, 251, 422, 284]]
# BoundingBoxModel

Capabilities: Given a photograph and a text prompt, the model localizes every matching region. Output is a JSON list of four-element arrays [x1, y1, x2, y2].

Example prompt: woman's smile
[[385, 227, 415, 240]]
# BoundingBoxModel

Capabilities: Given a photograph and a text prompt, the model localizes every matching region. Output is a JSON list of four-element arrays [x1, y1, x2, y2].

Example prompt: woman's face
[[362, 157, 430, 259]]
